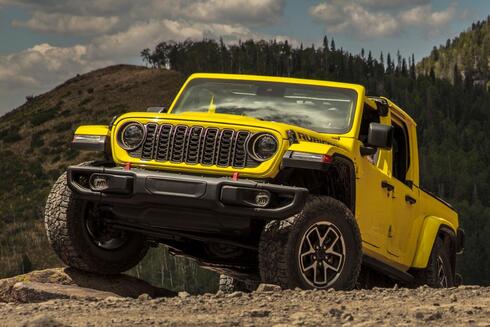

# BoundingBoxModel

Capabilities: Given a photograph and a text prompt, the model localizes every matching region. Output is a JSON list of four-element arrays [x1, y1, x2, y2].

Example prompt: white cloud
[[7, 0, 286, 31], [0, 0, 291, 114], [400, 4, 456, 27], [0, 43, 109, 90], [310, 0, 457, 39], [0, 42, 112, 113], [12, 12, 120, 35], [184, 0, 285, 24], [358, 0, 430, 9], [0, 14, 295, 114]]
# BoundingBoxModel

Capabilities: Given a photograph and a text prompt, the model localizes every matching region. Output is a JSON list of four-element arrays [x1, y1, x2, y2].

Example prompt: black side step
[[363, 255, 415, 284]]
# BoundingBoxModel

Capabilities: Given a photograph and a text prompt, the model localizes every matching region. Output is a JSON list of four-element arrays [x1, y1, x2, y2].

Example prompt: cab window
[[358, 103, 380, 144], [359, 103, 381, 164], [391, 119, 410, 184]]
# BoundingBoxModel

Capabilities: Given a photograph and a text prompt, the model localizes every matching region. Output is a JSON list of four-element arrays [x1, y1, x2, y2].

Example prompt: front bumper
[[67, 165, 308, 221]]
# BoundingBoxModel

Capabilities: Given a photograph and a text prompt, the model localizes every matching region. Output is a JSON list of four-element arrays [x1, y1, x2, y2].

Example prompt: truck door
[[387, 114, 420, 266], [356, 103, 393, 256]]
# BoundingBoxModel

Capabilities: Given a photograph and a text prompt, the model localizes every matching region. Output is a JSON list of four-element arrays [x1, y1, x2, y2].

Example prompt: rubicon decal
[[297, 132, 329, 144]]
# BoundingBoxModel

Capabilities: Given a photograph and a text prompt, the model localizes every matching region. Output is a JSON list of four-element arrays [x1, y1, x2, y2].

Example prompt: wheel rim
[[297, 221, 346, 288], [85, 206, 127, 250], [436, 255, 448, 288]]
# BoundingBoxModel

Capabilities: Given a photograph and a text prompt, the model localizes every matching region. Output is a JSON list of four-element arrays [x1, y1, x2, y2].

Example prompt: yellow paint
[[74, 125, 110, 136], [208, 96, 216, 113], [411, 216, 457, 268]]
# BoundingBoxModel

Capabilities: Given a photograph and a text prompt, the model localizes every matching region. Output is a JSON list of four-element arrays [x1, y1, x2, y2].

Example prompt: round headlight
[[120, 122, 145, 150], [250, 133, 278, 161]]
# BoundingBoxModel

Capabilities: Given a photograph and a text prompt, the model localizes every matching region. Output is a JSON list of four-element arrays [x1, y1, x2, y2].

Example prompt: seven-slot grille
[[126, 123, 258, 168]]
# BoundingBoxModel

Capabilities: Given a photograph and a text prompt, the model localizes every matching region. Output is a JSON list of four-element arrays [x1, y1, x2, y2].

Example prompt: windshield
[[171, 78, 358, 133]]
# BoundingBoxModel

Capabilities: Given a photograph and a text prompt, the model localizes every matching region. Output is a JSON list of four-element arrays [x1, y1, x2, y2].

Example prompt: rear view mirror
[[367, 123, 393, 149], [147, 107, 167, 113]]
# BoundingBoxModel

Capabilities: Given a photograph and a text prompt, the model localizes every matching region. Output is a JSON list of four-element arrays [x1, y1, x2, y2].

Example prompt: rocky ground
[[0, 269, 488, 327]]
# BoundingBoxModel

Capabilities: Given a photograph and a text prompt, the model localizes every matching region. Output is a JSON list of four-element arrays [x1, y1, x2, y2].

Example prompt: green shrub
[[30, 134, 44, 148], [2, 129, 22, 143], [48, 139, 64, 148], [30, 107, 58, 126], [64, 148, 79, 160], [79, 97, 94, 106], [54, 121, 72, 132]]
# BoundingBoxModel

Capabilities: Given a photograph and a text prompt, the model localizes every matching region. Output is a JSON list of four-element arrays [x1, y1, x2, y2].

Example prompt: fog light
[[90, 174, 109, 191], [255, 191, 271, 207]]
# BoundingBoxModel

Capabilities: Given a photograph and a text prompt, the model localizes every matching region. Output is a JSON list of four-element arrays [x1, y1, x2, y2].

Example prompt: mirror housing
[[147, 106, 167, 113], [367, 123, 393, 149]]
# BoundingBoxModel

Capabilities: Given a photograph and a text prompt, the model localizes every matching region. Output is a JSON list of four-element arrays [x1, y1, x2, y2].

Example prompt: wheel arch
[[277, 153, 356, 214], [411, 216, 457, 270]]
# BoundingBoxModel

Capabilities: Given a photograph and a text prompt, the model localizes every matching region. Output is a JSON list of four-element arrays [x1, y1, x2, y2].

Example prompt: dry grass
[[0, 220, 60, 278]]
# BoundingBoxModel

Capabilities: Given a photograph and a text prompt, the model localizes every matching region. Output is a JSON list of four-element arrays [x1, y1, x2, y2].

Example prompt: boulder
[[256, 283, 282, 292], [0, 268, 175, 303]]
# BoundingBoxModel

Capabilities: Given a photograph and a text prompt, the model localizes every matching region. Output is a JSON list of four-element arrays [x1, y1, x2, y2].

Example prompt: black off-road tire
[[258, 196, 362, 290], [218, 274, 259, 293], [44, 172, 149, 274], [414, 237, 454, 288]]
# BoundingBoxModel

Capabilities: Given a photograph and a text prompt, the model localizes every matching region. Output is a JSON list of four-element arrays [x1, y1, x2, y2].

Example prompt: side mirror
[[147, 106, 167, 113], [367, 123, 393, 149]]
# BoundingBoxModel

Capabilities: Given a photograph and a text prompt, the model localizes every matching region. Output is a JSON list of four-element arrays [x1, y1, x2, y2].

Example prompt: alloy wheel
[[85, 206, 127, 250], [297, 221, 346, 288], [436, 255, 448, 288]]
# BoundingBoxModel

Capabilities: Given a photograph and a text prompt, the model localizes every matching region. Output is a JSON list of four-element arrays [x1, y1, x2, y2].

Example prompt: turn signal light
[[322, 155, 333, 163]]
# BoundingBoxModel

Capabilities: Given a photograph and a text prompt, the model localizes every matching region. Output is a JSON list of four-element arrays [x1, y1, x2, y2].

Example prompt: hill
[[0, 65, 184, 280], [417, 16, 490, 87]]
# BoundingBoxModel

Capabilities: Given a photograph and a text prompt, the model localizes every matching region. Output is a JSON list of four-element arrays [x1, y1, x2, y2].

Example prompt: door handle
[[405, 195, 417, 205], [381, 180, 394, 192]]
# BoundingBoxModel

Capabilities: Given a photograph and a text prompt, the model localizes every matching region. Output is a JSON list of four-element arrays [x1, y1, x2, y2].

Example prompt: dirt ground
[[1, 285, 488, 327]]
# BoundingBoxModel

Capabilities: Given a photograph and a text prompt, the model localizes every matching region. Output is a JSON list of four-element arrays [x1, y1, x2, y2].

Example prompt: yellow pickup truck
[[44, 73, 464, 290]]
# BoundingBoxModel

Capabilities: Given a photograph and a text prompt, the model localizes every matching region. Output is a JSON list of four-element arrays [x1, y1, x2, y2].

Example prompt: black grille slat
[[217, 129, 235, 167], [132, 123, 255, 168], [232, 131, 249, 168], [141, 123, 158, 160], [170, 125, 188, 162], [201, 128, 219, 166], [155, 124, 173, 161], [186, 126, 204, 164]]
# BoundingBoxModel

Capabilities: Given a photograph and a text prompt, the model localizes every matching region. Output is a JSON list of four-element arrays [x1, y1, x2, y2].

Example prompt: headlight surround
[[119, 122, 145, 150], [248, 133, 278, 161]]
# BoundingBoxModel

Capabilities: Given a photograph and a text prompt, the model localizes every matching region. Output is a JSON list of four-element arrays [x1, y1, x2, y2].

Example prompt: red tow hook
[[124, 162, 132, 171], [232, 172, 239, 181]]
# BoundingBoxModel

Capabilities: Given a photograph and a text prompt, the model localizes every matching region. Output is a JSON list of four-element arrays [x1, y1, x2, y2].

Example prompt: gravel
[[0, 286, 488, 326]]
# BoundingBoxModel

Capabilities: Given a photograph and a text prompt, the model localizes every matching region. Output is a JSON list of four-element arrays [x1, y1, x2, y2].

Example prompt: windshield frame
[[169, 76, 360, 135]]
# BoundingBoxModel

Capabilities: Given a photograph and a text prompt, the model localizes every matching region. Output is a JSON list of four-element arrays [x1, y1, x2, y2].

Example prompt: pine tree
[[323, 36, 329, 52]]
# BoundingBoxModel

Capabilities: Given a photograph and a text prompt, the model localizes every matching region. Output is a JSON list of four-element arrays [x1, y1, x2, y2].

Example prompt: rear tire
[[414, 238, 454, 288], [44, 172, 148, 274], [259, 196, 362, 290]]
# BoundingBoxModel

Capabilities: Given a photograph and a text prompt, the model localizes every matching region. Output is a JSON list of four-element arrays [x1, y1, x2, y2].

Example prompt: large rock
[[0, 268, 175, 303]]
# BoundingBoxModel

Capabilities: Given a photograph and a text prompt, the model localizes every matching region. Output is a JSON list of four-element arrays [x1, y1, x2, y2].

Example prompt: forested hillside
[[1, 23, 489, 288], [142, 37, 490, 285], [417, 17, 490, 87]]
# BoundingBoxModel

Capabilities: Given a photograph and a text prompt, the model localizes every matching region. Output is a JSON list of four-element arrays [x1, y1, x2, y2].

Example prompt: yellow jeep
[[44, 73, 464, 290]]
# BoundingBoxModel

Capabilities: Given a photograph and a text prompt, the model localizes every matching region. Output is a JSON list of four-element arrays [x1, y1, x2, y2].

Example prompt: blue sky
[[0, 0, 488, 115]]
